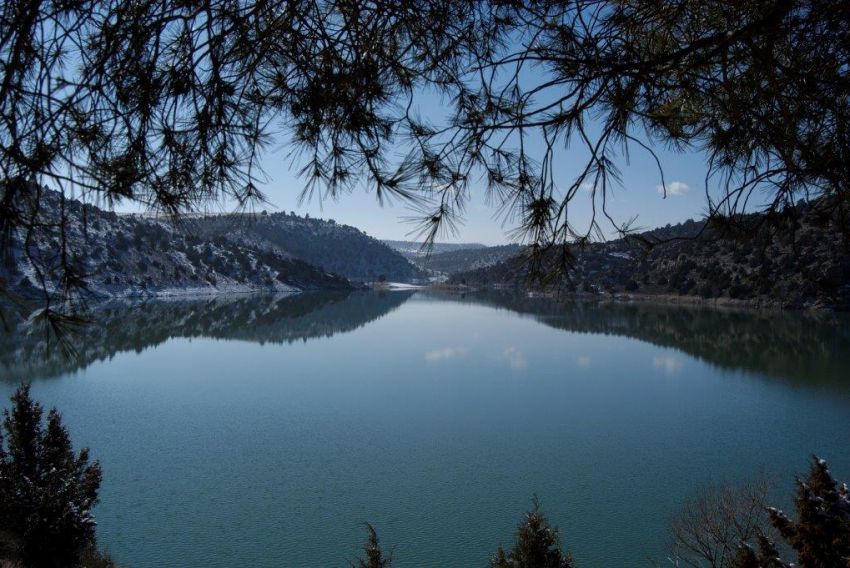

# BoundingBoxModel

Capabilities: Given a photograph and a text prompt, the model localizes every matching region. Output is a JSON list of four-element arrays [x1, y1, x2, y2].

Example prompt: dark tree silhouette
[[0, 385, 103, 567], [490, 497, 575, 568], [0, 0, 485, 315], [692, 456, 850, 568], [765, 456, 850, 567], [2, 0, 849, 308], [669, 478, 772, 568]]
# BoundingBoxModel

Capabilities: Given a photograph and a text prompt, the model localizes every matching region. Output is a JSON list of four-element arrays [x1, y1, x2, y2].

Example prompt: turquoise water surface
[[1, 291, 849, 567]]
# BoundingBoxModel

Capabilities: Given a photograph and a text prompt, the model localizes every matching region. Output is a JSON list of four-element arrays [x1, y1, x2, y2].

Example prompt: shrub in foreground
[[0, 385, 105, 567], [490, 497, 575, 568], [352, 523, 391, 568], [731, 456, 850, 567]]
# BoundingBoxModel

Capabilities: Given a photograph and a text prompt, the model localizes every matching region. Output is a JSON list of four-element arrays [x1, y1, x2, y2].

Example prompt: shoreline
[[426, 284, 842, 312]]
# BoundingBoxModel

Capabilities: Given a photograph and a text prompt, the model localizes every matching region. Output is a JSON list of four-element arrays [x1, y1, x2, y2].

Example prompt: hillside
[[1, 188, 354, 299], [382, 240, 523, 277], [451, 202, 850, 310], [382, 240, 486, 260], [414, 244, 524, 275], [196, 214, 425, 283]]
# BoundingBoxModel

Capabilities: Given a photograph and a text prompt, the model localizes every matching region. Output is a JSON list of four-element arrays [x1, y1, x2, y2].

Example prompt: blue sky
[[45, 19, 759, 246], [108, 60, 721, 246], [247, 73, 719, 245], [237, 44, 729, 246], [102, 98, 716, 245], [253, 130, 713, 246]]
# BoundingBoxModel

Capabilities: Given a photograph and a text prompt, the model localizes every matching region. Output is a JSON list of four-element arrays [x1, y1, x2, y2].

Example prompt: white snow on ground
[[92, 280, 299, 299], [384, 282, 424, 289]]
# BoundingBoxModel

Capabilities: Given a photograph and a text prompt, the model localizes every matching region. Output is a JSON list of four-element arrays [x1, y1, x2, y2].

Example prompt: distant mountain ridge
[[382, 240, 487, 259], [382, 240, 523, 277], [0, 188, 422, 300], [414, 244, 524, 275]]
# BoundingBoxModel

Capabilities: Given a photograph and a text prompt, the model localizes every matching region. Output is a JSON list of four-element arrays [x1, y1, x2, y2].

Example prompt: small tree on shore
[[352, 523, 392, 568], [677, 457, 850, 568], [0, 385, 103, 567], [762, 456, 850, 567], [491, 497, 575, 568]]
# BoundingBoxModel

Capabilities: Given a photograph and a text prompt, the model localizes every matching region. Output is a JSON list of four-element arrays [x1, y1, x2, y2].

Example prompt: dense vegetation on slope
[[196, 214, 424, 283], [1, 190, 351, 299], [452, 202, 850, 309]]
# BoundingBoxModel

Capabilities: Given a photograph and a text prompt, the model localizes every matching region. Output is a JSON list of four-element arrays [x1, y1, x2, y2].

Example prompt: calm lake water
[[2, 291, 849, 567]]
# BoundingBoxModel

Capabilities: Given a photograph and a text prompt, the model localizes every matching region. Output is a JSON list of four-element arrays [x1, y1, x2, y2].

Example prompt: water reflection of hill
[[5, 289, 848, 389], [1, 291, 412, 381], [429, 291, 850, 388]]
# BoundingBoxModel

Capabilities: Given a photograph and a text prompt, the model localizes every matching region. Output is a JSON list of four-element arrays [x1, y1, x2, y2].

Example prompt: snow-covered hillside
[[2, 188, 351, 299]]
